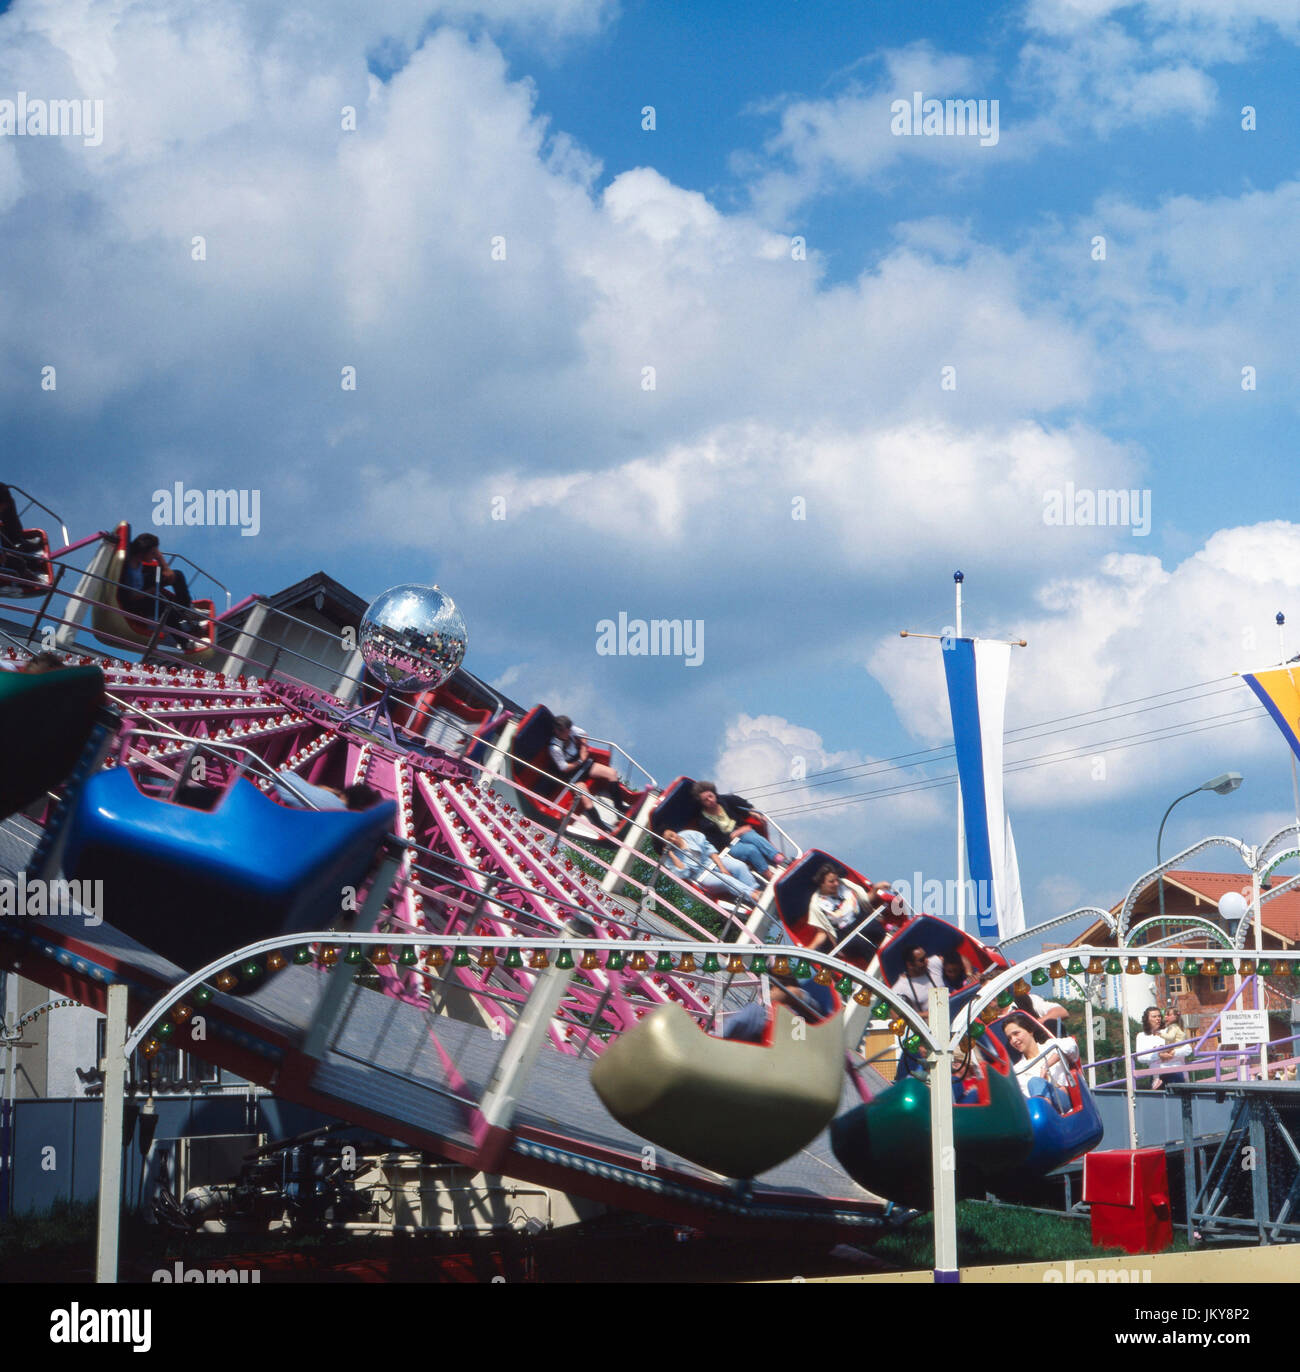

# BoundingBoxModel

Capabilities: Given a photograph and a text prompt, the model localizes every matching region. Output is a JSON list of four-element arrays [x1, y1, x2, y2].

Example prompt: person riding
[[118, 533, 201, 649], [0, 483, 44, 582], [548, 715, 625, 832], [1003, 1012, 1074, 1111], [690, 781, 784, 878], [806, 864, 888, 960], [660, 827, 758, 906], [721, 974, 836, 1042], [890, 944, 946, 1016]]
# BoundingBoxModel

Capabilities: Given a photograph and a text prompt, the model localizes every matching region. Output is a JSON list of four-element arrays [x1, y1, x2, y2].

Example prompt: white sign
[[1219, 1009, 1269, 1046]]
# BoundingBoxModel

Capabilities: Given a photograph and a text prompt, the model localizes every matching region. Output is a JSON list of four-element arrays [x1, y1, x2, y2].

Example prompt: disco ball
[[358, 583, 468, 693]]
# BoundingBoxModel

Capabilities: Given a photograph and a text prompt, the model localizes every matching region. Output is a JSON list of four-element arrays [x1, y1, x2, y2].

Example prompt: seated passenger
[[691, 782, 785, 878], [722, 974, 835, 1042], [117, 533, 202, 649], [1004, 1012, 1074, 1112], [549, 715, 625, 832], [1, 651, 65, 675], [806, 864, 886, 960], [272, 774, 384, 811], [661, 828, 759, 906], [890, 944, 947, 1016], [942, 951, 976, 992], [0, 483, 44, 580]]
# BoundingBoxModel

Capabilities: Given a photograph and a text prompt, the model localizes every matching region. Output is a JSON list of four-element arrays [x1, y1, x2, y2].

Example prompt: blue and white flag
[[942, 638, 1025, 941]]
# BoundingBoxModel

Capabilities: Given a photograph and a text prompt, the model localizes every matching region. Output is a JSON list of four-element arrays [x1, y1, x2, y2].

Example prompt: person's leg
[[717, 853, 758, 892], [736, 831, 779, 866], [698, 869, 755, 904], [726, 839, 781, 880], [722, 1000, 771, 1042]]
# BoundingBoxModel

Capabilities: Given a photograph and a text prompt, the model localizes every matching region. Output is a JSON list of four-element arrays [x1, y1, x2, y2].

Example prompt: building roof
[[1067, 868, 1300, 949]]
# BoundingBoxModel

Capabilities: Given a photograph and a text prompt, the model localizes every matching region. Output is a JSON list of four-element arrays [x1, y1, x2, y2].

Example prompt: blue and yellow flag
[[1242, 663, 1300, 760]]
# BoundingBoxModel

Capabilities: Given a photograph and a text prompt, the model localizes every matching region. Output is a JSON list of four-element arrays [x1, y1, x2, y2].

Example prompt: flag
[[1242, 662, 1300, 761], [942, 638, 1025, 940]]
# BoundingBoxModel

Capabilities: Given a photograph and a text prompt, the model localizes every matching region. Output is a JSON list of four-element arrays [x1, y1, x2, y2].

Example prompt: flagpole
[[1279, 614, 1300, 842], [954, 572, 966, 934]]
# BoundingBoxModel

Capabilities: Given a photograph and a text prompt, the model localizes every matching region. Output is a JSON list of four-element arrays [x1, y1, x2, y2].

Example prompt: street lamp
[[1157, 772, 1244, 919]]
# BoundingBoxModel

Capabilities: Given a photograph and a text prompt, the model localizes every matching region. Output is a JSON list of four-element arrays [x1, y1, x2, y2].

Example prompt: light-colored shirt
[[549, 732, 582, 773], [891, 955, 946, 1012], [670, 829, 716, 883], [704, 806, 736, 837], [1013, 1036, 1075, 1095]]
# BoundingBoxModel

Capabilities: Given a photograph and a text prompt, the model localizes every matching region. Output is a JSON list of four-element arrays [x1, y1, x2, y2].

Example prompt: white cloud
[[868, 521, 1300, 810], [710, 712, 946, 858], [742, 44, 1039, 221], [1025, 180, 1300, 405]]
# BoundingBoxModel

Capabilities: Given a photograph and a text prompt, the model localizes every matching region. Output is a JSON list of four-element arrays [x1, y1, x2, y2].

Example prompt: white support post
[[221, 599, 270, 679], [1084, 997, 1097, 1092], [1119, 956, 1138, 1150], [929, 985, 958, 1283], [599, 794, 656, 896], [95, 982, 129, 1284], [53, 536, 116, 649], [476, 934, 578, 1172], [954, 578, 966, 936], [1252, 866, 1267, 1082]]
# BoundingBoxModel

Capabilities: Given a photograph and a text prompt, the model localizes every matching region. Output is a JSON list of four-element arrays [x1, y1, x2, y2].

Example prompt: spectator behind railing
[[1160, 1007, 1191, 1086], [1135, 1005, 1180, 1089]]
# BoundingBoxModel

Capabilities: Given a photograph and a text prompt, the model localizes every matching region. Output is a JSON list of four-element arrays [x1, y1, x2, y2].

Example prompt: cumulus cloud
[[868, 521, 1300, 810], [709, 712, 946, 857]]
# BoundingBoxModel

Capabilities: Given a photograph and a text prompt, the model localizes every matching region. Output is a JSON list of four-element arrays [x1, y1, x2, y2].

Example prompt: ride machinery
[[0, 511, 1103, 1240]]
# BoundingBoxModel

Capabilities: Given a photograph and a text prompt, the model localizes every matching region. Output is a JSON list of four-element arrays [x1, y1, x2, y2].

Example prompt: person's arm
[[1134, 1033, 1164, 1067]]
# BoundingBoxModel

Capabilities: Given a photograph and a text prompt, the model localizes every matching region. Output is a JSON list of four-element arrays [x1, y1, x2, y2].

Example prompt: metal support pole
[[477, 930, 580, 1172], [1084, 998, 1097, 1091], [302, 855, 400, 1060], [1181, 1093, 1196, 1241], [95, 982, 129, 1284], [954, 576, 965, 936], [929, 985, 958, 1283], [1248, 1100, 1270, 1244], [1251, 865, 1268, 1082]]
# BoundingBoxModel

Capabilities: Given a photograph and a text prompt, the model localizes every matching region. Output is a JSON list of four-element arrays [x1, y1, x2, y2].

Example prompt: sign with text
[[1218, 1009, 1269, 1046]]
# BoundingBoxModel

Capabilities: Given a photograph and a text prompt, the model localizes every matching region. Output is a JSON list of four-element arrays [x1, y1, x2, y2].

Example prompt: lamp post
[[1157, 773, 1243, 920]]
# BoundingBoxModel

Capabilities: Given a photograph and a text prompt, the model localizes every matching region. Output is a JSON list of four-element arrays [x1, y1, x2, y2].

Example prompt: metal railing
[[8, 485, 70, 549]]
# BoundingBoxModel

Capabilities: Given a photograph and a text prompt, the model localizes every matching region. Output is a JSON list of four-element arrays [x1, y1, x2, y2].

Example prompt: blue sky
[[2, 0, 1299, 943]]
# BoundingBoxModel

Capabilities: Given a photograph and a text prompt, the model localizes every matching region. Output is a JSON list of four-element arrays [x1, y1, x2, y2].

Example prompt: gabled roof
[[1067, 868, 1300, 949]]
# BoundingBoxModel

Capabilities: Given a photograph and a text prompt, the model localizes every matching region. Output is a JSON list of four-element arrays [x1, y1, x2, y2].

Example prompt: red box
[[1083, 1149, 1173, 1254]]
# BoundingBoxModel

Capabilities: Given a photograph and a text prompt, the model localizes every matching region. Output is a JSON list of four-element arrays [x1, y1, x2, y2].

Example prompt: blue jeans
[[695, 853, 758, 902], [722, 978, 833, 1042], [1026, 1076, 1071, 1113], [727, 831, 779, 873]]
